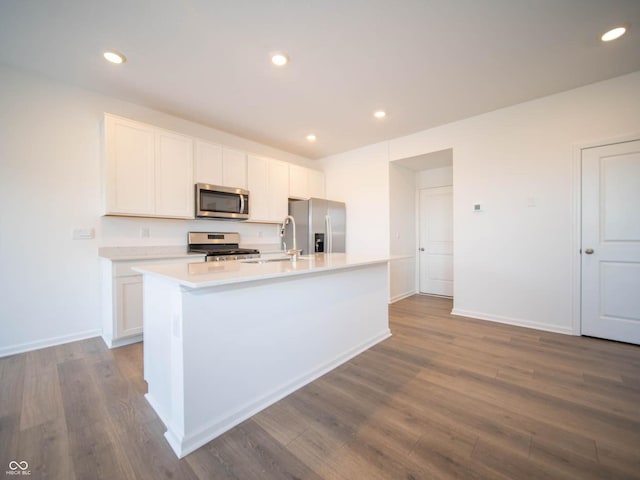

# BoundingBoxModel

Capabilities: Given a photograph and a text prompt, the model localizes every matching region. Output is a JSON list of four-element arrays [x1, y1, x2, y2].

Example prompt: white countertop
[[98, 244, 282, 261], [133, 253, 389, 289]]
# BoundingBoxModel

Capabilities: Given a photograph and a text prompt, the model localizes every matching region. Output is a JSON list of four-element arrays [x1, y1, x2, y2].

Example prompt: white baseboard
[[166, 329, 392, 458], [102, 334, 143, 349], [0, 329, 102, 358], [389, 290, 417, 304], [451, 308, 573, 335]]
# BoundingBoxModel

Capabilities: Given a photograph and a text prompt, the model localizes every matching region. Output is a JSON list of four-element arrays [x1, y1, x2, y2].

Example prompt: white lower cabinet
[[101, 256, 203, 348], [115, 276, 143, 339]]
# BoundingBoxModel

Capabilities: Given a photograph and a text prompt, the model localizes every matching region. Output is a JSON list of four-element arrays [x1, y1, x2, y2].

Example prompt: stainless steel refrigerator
[[285, 198, 346, 254]]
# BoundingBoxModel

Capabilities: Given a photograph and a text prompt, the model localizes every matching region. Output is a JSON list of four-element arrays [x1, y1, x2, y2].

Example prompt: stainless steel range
[[188, 232, 259, 262]]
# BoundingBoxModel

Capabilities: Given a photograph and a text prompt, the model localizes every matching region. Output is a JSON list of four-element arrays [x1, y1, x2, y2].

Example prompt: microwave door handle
[[239, 193, 245, 214]]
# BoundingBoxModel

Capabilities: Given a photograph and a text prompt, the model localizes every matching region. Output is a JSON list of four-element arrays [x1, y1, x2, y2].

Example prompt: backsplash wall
[[100, 216, 282, 250]]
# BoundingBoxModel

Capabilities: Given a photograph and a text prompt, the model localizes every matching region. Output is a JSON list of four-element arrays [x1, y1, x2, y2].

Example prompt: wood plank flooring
[[1, 295, 639, 479]]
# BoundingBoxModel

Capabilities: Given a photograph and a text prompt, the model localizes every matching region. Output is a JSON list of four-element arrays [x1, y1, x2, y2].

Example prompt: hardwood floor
[[1, 295, 639, 479]]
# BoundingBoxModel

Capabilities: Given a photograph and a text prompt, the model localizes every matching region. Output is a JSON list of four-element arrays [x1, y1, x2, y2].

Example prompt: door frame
[[571, 132, 640, 336]]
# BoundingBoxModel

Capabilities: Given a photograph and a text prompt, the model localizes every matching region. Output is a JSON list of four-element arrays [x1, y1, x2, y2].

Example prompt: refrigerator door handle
[[325, 215, 332, 253]]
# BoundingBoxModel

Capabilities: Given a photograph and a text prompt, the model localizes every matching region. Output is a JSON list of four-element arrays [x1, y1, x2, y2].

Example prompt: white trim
[[101, 334, 143, 349], [389, 290, 417, 304], [162, 329, 392, 458], [571, 133, 640, 337], [0, 329, 102, 358], [451, 308, 573, 336], [570, 142, 582, 336], [419, 292, 452, 299]]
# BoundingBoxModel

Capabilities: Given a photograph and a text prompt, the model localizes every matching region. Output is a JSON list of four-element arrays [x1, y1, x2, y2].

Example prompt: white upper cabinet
[[308, 168, 326, 198], [288, 165, 307, 199], [269, 160, 289, 220], [103, 114, 194, 219], [104, 113, 324, 221], [104, 115, 155, 215], [194, 141, 247, 189], [247, 155, 269, 221], [222, 147, 247, 189], [155, 129, 194, 218], [247, 154, 289, 223], [194, 140, 223, 186], [288, 164, 325, 199]]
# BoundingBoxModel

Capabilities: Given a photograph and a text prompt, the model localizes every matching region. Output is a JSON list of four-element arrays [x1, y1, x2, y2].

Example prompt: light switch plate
[[72, 227, 94, 240]]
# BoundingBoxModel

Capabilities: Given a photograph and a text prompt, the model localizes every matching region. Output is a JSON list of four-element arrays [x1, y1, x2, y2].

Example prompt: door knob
[[419, 248, 425, 251], [584, 248, 594, 254]]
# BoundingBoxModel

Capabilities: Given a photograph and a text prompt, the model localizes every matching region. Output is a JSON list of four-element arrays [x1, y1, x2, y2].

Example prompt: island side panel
[[177, 261, 389, 457], [141, 274, 186, 444]]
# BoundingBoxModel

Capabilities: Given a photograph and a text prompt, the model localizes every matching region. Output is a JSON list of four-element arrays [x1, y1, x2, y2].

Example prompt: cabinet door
[[269, 160, 289, 220], [194, 140, 223, 185], [104, 115, 155, 215], [115, 276, 143, 338], [308, 169, 325, 198], [288, 164, 308, 199], [247, 155, 270, 221], [222, 148, 247, 188], [155, 129, 194, 218]]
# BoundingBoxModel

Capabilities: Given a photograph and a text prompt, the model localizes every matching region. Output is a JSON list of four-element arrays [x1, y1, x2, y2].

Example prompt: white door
[[419, 186, 453, 296], [582, 139, 640, 344]]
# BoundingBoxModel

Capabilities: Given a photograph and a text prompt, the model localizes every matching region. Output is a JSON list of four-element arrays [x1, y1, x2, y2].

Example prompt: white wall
[[320, 142, 390, 256], [0, 64, 313, 356], [392, 71, 640, 334], [389, 163, 416, 302], [321, 71, 640, 334], [417, 166, 453, 189]]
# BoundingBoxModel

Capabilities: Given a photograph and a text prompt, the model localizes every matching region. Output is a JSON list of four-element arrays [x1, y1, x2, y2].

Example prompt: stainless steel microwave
[[195, 184, 250, 220]]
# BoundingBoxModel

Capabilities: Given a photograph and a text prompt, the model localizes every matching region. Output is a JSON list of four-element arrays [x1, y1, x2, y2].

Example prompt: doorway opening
[[390, 148, 453, 301]]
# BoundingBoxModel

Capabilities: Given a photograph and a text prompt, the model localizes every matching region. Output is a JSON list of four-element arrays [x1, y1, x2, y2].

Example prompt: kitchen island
[[133, 253, 390, 458]]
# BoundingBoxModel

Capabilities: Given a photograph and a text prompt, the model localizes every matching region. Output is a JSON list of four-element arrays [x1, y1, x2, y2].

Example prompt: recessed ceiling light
[[271, 52, 289, 66], [103, 50, 126, 64], [306, 134, 317, 142], [373, 110, 386, 119], [601, 26, 627, 42]]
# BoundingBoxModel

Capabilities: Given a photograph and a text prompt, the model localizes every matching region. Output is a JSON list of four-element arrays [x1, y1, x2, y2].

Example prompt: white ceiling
[[1, 0, 639, 159]]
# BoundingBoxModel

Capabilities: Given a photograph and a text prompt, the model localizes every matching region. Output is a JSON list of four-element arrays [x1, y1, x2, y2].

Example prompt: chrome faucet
[[282, 215, 300, 261]]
